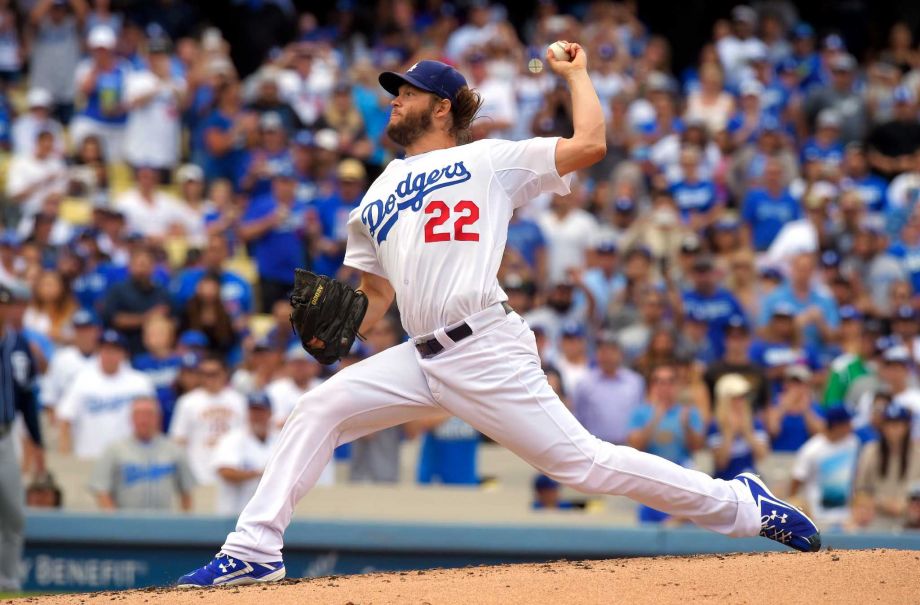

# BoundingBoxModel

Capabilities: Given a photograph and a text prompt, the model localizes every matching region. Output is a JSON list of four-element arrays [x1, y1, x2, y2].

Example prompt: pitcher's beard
[[386, 107, 434, 147]]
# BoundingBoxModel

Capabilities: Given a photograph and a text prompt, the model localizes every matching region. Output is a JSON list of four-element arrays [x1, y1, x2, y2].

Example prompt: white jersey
[[169, 386, 247, 485], [212, 427, 278, 516], [57, 361, 155, 460], [40, 346, 95, 409], [344, 137, 572, 337]]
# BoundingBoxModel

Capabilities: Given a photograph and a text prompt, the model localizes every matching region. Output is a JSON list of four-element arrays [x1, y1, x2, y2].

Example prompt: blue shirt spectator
[[417, 416, 479, 485], [759, 260, 839, 350], [308, 159, 366, 277], [682, 257, 745, 359], [506, 212, 547, 270], [707, 417, 770, 479], [132, 352, 181, 431], [670, 179, 717, 222], [742, 186, 801, 251], [169, 236, 253, 320]]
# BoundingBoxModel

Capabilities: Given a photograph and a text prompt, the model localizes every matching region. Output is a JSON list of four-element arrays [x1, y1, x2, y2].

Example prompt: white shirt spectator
[[116, 188, 201, 239], [40, 347, 96, 410], [169, 386, 247, 485], [266, 375, 323, 428], [5, 150, 67, 219], [716, 36, 767, 86], [11, 115, 64, 157], [57, 361, 155, 460], [476, 76, 516, 140], [123, 70, 185, 169], [212, 427, 278, 515], [444, 22, 499, 62], [887, 171, 920, 210], [538, 207, 600, 284], [513, 72, 554, 140], [791, 432, 860, 526]]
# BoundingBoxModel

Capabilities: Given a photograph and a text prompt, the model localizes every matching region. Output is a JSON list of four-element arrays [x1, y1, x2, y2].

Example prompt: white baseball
[[549, 41, 572, 62]]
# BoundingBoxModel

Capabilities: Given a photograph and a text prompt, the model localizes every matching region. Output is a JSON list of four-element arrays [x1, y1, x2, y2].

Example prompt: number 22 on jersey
[[423, 200, 480, 243]]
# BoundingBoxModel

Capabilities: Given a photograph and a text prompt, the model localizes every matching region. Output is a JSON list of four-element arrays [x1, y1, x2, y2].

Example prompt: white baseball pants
[[222, 304, 761, 562]]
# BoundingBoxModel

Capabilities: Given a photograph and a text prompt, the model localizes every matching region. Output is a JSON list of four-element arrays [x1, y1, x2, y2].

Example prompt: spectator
[[169, 354, 246, 485], [201, 79, 253, 185], [123, 36, 185, 171], [708, 373, 769, 480], [790, 405, 860, 527], [28, 0, 86, 123], [307, 158, 366, 277], [349, 315, 403, 484], [764, 364, 826, 452], [852, 403, 920, 529], [875, 346, 920, 438], [57, 329, 155, 460], [266, 344, 322, 428], [741, 157, 800, 251], [100, 246, 171, 356], [572, 331, 644, 445], [617, 287, 669, 362], [703, 314, 769, 414], [804, 54, 866, 144], [89, 396, 194, 511], [39, 308, 99, 419], [169, 234, 252, 321], [669, 146, 719, 229], [0, 285, 45, 593], [5, 129, 67, 224], [681, 254, 745, 359], [549, 323, 591, 396], [239, 111, 293, 197], [840, 143, 888, 217], [115, 166, 200, 242], [71, 25, 130, 160], [683, 63, 734, 134], [178, 273, 237, 355], [131, 314, 181, 430], [407, 414, 481, 486], [905, 482, 920, 529], [538, 189, 599, 284], [24, 472, 62, 509], [581, 238, 623, 323], [22, 269, 78, 344], [823, 306, 874, 406], [867, 87, 920, 180], [239, 165, 309, 311], [231, 338, 280, 397], [212, 391, 278, 515], [759, 252, 839, 351], [531, 474, 581, 510], [314, 81, 372, 161], [506, 208, 547, 283], [627, 361, 705, 523], [12, 88, 64, 156]]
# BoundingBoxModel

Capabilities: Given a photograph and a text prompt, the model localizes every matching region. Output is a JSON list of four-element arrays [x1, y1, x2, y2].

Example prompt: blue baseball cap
[[838, 305, 862, 322], [274, 161, 297, 180], [726, 314, 750, 332], [99, 329, 127, 348], [823, 404, 851, 426], [792, 22, 814, 39], [894, 305, 917, 321], [0, 229, 19, 247], [894, 85, 916, 105], [178, 330, 209, 348], [180, 351, 201, 370], [821, 250, 841, 267], [614, 197, 636, 213], [883, 403, 912, 422], [293, 130, 314, 147], [379, 60, 468, 103], [247, 391, 273, 411], [561, 322, 586, 338], [72, 309, 100, 328], [534, 474, 560, 491], [772, 302, 797, 318]]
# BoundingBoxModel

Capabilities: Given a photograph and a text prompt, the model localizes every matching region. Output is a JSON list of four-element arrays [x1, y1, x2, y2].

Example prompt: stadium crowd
[[2, 0, 920, 556]]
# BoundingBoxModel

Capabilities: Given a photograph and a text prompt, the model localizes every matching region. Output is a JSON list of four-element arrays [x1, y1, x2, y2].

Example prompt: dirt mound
[[11, 549, 918, 605]]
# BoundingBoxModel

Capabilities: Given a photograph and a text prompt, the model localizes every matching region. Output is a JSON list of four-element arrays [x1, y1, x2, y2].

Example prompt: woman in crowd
[[708, 373, 770, 480], [23, 269, 78, 344]]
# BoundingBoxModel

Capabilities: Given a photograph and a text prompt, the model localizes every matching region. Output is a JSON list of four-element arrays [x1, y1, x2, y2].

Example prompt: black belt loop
[[416, 303, 513, 358]]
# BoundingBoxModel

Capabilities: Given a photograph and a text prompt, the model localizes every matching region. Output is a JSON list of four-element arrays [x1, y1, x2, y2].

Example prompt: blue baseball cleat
[[177, 552, 286, 588], [736, 472, 821, 552]]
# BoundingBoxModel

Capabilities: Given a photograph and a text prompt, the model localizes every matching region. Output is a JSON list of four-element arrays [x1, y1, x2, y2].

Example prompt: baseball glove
[[289, 269, 369, 365]]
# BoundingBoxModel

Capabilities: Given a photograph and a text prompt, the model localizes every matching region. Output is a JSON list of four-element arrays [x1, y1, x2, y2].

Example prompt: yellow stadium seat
[[59, 197, 93, 226], [164, 237, 189, 268], [226, 250, 258, 285], [110, 162, 135, 195]]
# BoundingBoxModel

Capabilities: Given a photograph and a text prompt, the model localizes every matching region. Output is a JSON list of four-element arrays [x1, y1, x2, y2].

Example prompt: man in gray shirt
[[90, 397, 195, 511], [572, 331, 645, 444]]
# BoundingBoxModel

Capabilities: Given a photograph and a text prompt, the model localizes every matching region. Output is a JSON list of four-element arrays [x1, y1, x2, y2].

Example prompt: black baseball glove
[[289, 269, 369, 365]]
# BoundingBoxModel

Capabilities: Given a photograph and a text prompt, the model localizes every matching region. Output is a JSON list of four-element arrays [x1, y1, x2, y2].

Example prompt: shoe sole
[[177, 566, 286, 589], [738, 472, 821, 552]]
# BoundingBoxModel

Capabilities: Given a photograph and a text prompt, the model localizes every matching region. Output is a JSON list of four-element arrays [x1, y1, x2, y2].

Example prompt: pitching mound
[[11, 549, 918, 605]]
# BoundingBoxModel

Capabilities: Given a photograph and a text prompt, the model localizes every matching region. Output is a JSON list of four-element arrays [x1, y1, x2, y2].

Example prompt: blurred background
[[3, 0, 920, 594]]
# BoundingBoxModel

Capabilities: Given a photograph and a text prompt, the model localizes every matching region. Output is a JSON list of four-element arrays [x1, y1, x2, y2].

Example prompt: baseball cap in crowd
[[598, 44, 616, 61], [26, 88, 52, 109], [731, 5, 757, 24], [771, 302, 797, 318], [759, 266, 783, 282], [313, 128, 339, 152], [685, 307, 707, 323], [88, 25, 116, 50], [72, 309, 100, 328], [0, 229, 19, 248], [792, 22, 815, 39], [726, 314, 750, 333], [882, 345, 912, 365], [823, 34, 845, 51], [740, 79, 764, 98], [99, 329, 127, 348], [820, 250, 841, 268], [784, 364, 812, 382], [178, 330, 209, 348], [260, 111, 283, 132], [830, 54, 856, 73], [680, 234, 702, 254], [714, 215, 741, 232], [816, 109, 842, 130], [180, 352, 201, 370], [561, 323, 586, 339], [379, 60, 468, 103], [594, 237, 618, 255], [894, 305, 917, 321], [778, 57, 799, 73], [759, 115, 782, 133], [823, 405, 852, 426], [177, 163, 204, 184], [148, 36, 172, 54], [247, 391, 273, 411], [692, 255, 716, 272], [613, 197, 636, 213], [534, 474, 560, 491], [596, 330, 621, 347], [882, 402, 912, 423], [337, 158, 366, 182], [715, 373, 751, 400], [293, 130, 314, 147], [646, 71, 674, 94], [274, 161, 298, 180], [252, 336, 274, 353], [838, 305, 862, 322]]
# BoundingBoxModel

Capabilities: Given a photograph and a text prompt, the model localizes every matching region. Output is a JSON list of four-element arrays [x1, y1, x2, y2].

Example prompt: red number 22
[[424, 200, 480, 243]]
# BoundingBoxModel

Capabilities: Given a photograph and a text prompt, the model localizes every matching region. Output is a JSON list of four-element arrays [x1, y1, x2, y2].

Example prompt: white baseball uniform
[[221, 137, 761, 562]]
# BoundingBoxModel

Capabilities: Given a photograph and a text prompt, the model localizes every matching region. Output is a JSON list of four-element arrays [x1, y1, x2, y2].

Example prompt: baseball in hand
[[549, 41, 573, 62]]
